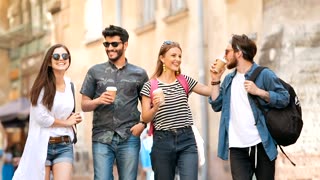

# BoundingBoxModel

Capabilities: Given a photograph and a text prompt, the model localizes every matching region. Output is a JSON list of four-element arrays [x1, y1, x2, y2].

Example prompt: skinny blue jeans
[[151, 127, 198, 180], [92, 134, 140, 180]]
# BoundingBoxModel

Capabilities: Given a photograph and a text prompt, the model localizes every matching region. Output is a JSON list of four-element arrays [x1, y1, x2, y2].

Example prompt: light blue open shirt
[[208, 63, 289, 161]]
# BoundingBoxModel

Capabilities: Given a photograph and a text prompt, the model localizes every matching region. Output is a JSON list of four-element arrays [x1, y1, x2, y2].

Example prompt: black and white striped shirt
[[141, 75, 197, 130]]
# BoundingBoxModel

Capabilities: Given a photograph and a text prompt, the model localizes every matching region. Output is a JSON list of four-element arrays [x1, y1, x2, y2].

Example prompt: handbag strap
[[70, 82, 77, 144]]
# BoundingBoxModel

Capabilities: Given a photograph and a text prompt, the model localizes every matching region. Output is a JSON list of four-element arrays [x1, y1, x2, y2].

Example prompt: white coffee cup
[[106, 86, 117, 99], [152, 88, 165, 105]]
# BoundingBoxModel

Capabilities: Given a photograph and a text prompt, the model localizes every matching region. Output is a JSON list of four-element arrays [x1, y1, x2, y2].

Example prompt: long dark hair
[[151, 41, 182, 79], [30, 44, 71, 110]]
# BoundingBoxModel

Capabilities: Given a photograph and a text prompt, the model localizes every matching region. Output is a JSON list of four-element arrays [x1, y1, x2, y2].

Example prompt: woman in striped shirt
[[140, 41, 212, 180]]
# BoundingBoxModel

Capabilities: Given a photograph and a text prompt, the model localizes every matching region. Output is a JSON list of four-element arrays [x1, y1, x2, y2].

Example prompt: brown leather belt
[[49, 136, 71, 144]]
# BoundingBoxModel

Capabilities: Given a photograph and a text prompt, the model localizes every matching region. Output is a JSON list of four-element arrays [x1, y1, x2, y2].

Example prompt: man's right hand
[[97, 91, 115, 105], [210, 61, 225, 81]]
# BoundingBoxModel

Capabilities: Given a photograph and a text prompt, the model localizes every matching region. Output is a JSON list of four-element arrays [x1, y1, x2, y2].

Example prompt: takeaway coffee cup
[[106, 86, 117, 100], [214, 57, 227, 73], [152, 88, 165, 105]]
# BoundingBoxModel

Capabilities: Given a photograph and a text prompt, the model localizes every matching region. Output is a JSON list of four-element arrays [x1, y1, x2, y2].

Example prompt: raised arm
[[192, 82, 211, 96]]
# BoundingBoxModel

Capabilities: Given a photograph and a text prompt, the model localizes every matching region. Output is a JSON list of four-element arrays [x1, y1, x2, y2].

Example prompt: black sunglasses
[[103, 41, 123, 48], [52, 53, 70, 60]]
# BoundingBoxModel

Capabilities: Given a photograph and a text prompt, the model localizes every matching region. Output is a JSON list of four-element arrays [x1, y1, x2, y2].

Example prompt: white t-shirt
[[229, 72, 261, 148], [48, 81, 74, 138]]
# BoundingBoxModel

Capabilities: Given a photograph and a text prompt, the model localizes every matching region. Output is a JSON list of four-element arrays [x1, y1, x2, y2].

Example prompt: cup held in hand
[[152, 88, 165, 105], [106, 86, 117, 99], [214, 57, 226, 73]]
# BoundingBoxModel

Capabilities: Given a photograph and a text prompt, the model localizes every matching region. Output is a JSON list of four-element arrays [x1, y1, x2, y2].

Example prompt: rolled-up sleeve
[[268, 89, 289, 108], [208, 94, 223, 112], [259, 70, 290, 109]]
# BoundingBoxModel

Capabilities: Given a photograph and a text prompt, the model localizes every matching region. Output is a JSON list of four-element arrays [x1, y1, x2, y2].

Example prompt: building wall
[[0, 0, 9, 31], [0, 0, 9, 100], [0, 50, 10, 105], [259, 0, 320, 179], [0, 0, 319, 179]]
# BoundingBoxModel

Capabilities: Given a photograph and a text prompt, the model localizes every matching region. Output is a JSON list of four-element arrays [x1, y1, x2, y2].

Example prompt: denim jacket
[[208, 63, 289, 161]]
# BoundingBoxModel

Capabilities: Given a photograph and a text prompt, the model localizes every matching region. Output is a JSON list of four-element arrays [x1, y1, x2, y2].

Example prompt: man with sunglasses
[[208, 34, 289, 180], [80, 25, 149, 180]]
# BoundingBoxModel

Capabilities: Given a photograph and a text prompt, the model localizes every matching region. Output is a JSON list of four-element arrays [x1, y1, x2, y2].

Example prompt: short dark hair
[[102, 25, 129, 42], [231, 34, 257, 62]]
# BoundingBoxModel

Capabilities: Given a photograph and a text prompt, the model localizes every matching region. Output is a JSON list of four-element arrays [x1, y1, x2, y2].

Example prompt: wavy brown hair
[[30, 44, 71, 110], [151, 41, 182, 79], [231, 34, 257, 62]]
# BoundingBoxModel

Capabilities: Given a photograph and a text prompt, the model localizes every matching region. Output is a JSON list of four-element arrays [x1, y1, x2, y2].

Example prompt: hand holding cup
[[106, 86, 117, 103], [152, 88, 165, 106], [213, 57, 226, 73]]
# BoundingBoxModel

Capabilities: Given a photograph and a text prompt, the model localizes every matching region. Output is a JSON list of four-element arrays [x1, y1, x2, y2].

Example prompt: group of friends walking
[[11, 25, 289, 180]]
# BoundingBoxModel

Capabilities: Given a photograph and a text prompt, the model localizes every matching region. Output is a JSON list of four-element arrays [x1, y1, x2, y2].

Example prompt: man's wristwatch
[[139, 121, 147, 128]]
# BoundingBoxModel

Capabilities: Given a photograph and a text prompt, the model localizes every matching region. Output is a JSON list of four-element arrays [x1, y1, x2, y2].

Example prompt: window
[[169, 0, 187, 15], [84, 0, 103, 43], [163, 0, 188, 24], [141, 0, 156, 26]]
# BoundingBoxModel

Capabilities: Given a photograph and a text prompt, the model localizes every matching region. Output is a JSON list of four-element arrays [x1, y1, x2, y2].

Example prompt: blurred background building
[[0, 0, 319, 179]]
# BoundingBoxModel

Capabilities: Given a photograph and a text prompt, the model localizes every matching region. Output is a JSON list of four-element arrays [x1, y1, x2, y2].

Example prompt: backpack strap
[[248, 65, 266, 114], [150, 75, 189, 98], [176, 74, 189, 96], [248, 66, 267, 124], [279, 146, 296, 166], [149, 79, 159, 101], [70, 82, 77, 144], [248, 66, 266, 82], [148, 79, 158, 136]]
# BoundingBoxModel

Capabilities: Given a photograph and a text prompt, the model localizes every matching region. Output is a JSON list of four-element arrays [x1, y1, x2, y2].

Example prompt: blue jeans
[[151, 127, 198, 180], [45, 141, 74, 166], [92, 134, 140, 180]]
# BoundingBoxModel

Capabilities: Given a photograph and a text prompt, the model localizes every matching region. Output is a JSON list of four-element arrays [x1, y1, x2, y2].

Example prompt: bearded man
[[80, 25, 149, 180], [209, 34, 289, 180]]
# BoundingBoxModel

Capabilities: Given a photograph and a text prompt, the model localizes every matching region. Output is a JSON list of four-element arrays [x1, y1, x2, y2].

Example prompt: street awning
[[0, 97, 30, 128]]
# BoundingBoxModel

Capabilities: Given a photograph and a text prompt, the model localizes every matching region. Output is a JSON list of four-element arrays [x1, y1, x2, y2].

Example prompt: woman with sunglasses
[[140, 41, 212, 180], [13, 44, 82, 180]]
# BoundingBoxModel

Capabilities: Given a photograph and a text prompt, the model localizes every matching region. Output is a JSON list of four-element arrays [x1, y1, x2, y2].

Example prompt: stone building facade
[[0, 0, 319, 179]]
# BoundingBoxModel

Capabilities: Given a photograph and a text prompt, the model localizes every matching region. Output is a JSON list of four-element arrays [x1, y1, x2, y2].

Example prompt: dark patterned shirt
[[80, 60, 148, 144]]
